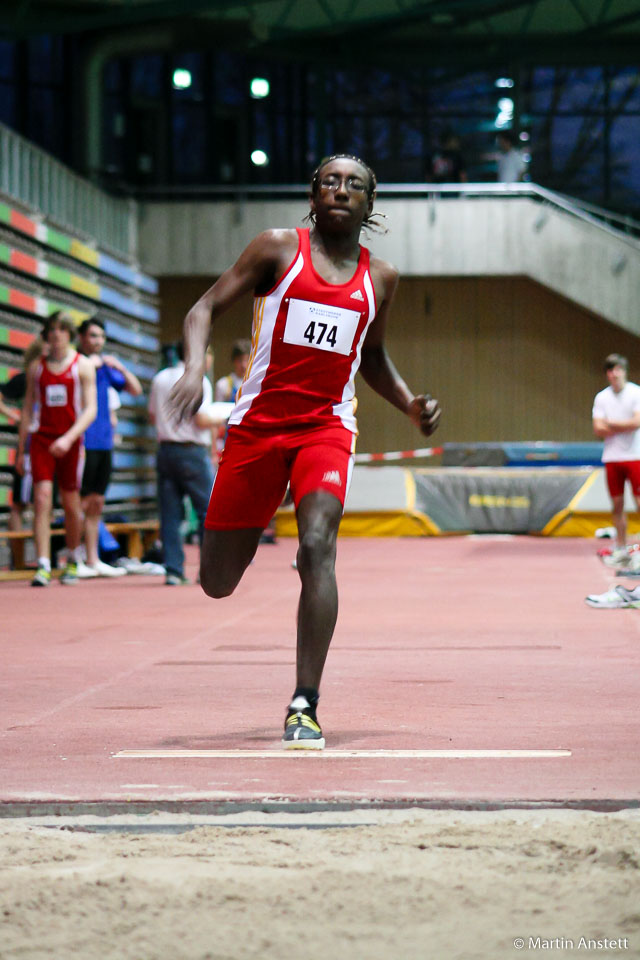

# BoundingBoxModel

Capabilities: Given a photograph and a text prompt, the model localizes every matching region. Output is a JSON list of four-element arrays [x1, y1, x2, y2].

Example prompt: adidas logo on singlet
[[322, 470, 342, 485], [350, 289, 365, 301]]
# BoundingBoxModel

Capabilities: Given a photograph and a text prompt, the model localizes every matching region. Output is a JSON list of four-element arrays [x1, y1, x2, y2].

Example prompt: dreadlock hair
[[304, 154, 388, 234]]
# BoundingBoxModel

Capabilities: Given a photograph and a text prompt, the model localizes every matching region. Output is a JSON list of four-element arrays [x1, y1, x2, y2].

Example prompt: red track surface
[[1, 537, 638, 805]]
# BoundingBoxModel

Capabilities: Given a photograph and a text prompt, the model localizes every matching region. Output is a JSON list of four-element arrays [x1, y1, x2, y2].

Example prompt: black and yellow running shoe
[[31, 566, 51, 587], [60, 561, 79, 585], [282, 697, 325, 750]]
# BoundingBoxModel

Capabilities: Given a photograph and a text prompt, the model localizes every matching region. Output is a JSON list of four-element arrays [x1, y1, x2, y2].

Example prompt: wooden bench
[[0, 519, 159, 576]]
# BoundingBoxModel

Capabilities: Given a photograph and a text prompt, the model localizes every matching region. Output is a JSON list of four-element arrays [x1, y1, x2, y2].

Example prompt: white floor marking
[[113, 749, 571, 760]]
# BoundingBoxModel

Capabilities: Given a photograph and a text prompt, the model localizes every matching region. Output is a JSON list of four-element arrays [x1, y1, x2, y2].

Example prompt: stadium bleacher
[[0, 194, 159, 569]]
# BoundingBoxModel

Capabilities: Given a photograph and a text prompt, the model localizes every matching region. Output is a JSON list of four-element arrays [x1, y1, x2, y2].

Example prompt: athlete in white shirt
[[592, 353, 640, 560]]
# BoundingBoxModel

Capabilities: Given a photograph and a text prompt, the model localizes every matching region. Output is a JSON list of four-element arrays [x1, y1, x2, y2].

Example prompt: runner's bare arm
[[49, 357, 97, 457], [359, 260, 441, 438], [170, 229, 298, 420], [0, 393, 20, 424], [103, 355, 143, 396], [593, 417, 613, 439], [16, 363, 37, 475], [603, 411, 640, 433]]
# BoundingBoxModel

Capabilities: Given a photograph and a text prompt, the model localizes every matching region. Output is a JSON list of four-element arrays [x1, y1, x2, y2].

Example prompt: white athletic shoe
[[93, 559, 128, 577], [601, 546, 634, 567], [585, 584, 640, 609], [76, 561, 99, 579]]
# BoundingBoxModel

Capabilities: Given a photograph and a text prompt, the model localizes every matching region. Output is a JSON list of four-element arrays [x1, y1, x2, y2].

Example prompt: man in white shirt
[[592, 353, 640, 564], [496, 131, 527, 183], [149, 344, 221, 585]]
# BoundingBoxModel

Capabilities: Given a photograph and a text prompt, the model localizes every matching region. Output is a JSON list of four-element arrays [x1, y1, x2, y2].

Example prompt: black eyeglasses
[[318, 175, 368, 194]]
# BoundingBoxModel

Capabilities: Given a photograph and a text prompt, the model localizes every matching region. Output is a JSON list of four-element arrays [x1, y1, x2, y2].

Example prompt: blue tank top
[[85, 363, 126, 450]]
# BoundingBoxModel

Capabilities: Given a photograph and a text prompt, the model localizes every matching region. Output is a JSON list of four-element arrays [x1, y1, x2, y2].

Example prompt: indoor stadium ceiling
[[3, 0, 640, 67]]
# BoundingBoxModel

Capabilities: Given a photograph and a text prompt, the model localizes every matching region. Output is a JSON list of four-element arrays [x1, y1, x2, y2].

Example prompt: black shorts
[[81, 449, 112, 497]]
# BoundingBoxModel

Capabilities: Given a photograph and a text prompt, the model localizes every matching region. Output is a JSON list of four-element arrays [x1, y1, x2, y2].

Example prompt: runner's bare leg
[[294, 490, 342, 689], [199, 527, 263, 598]]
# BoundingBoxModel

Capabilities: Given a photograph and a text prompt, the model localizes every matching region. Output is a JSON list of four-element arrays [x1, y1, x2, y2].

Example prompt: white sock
[[38, 557, 51, 572], [71, 546, 84, 563], [289, 695, 311, 711]]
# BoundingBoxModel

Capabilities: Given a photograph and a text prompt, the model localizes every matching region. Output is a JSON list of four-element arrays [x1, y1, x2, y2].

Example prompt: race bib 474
[[284, 299, 361, 356]]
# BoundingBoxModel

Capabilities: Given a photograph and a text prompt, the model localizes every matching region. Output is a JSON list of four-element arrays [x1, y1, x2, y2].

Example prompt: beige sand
[[1, 809, 639, 960]]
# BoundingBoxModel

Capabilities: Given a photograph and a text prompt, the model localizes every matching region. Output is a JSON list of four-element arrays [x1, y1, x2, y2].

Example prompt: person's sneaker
[[601, 546, 637, 567], [282, 696, 325, 750], [165, 573, 191, 586], [615, 565, 640, 578], [76, 560, 99, 579], [31, 566, 51, 587], [60, 561, 79, 585], [585, 584, 640, 608], [93, 559, 127, 577]]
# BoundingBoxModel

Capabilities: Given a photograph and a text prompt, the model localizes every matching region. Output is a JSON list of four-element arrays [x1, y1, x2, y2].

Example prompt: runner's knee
[[199, 564, 239, 599], [297, 526, 336, 574]]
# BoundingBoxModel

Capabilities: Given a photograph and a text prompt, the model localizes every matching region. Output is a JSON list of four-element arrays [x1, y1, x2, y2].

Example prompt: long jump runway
[[1, 537, 638, 808]]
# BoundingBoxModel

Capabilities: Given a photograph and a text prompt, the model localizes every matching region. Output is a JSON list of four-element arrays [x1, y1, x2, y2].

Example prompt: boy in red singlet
[[17, 311, 97, 586], [170, 155, 441, 749]]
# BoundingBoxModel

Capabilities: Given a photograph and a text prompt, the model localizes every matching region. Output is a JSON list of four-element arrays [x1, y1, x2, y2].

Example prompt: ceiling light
[[250, 78, 270, 99], [172, 69, 192, 90]]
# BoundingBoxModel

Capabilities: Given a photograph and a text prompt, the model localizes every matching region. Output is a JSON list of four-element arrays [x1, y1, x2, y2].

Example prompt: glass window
[[430, 70, 496, 115], [528, 67, 605, 114], [399, 120, 424, 159], [371, 116, 391, 160], [611, 116, 640, 205], [215, 52, 245, 107], [0, 84, 16, 126], [0, 41, 15, 80], [172, 105, 206, 180], [27, 87, 64, 156], [104, 60, 124, 95], [131, 55, 163, 100], [28, 35, 63, 84], [610, 68, 640, 114]]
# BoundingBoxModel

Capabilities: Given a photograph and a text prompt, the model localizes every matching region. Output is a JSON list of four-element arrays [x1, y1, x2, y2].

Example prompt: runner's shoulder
[[251, 227, 299, 256], [368, 254, 399, 294], [77, 353, 96, 376]]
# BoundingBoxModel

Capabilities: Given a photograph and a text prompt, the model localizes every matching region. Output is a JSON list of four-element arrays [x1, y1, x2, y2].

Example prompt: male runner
[[593, 353, 640, 566], [77, 318, 142, 577], [170, 154, 441, 749], [17, 311, 97, 586]]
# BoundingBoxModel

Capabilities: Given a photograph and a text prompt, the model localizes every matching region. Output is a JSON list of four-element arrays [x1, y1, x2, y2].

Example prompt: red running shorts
[[205, 423, 356, 530], [30, 432, 85, 492], [605, 460, 640, 499]]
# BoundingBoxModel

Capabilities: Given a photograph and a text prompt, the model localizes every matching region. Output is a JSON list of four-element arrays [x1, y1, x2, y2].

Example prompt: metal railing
[[0, 122, 137, 260], [136, 180, 640, 250]]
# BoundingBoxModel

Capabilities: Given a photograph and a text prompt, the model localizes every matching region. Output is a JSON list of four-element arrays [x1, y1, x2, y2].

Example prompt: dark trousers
[[157, 442, 214, 577]]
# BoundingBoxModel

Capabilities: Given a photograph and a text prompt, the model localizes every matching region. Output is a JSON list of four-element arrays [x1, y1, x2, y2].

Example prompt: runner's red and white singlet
[[32, 352, 82, 438], [229, 228, 377, 435]]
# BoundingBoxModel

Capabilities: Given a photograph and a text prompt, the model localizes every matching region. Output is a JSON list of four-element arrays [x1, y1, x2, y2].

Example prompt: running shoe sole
[[282, 737, 326, 750], [282, 711, 325, 750]]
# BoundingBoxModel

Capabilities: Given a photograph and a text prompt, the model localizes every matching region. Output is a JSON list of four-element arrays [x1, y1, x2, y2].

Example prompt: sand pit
[[1, 808, 639, 959]]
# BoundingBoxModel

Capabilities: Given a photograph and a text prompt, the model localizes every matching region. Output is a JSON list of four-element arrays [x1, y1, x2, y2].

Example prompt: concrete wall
[[139, 195, 640, 334]]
